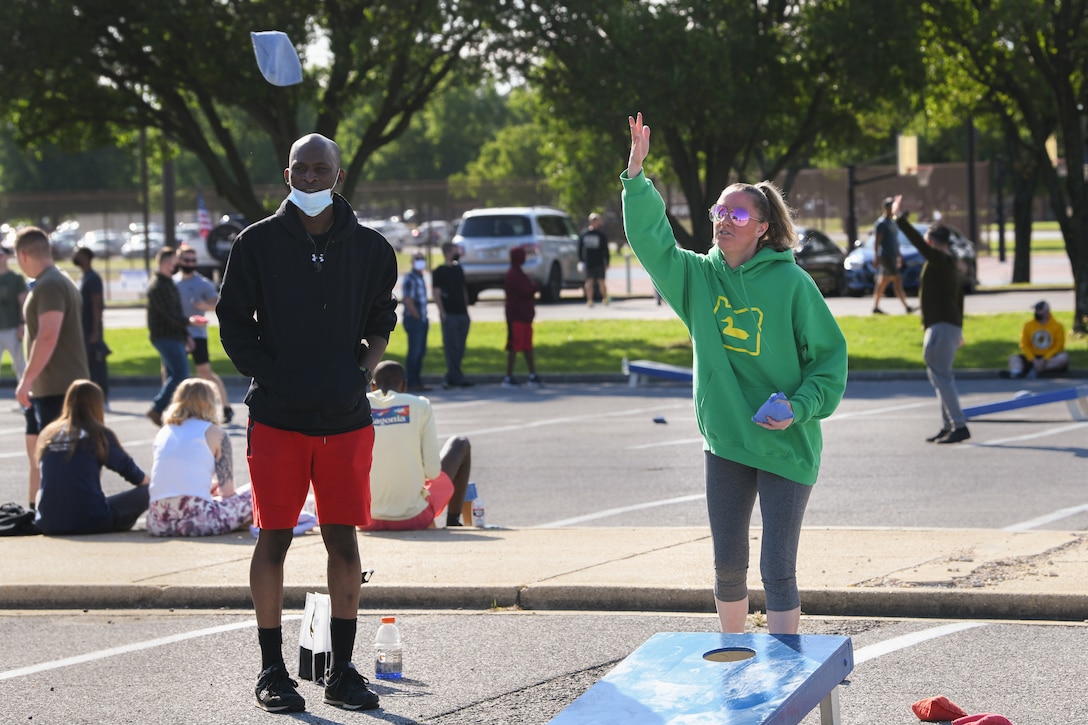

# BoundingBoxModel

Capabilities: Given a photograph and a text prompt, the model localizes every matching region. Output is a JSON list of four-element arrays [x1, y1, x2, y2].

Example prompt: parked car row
[[843, 220, 978, 296]]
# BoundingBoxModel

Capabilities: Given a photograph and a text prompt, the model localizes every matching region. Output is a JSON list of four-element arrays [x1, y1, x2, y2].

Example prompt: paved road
[[4, 380, 1085, 531], [3, 381, 1086, 723], [3, 610, 1087, 723]]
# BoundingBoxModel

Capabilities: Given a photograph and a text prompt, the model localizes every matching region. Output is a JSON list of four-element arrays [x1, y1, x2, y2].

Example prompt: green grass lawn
[[8, 311, 1082, 381]]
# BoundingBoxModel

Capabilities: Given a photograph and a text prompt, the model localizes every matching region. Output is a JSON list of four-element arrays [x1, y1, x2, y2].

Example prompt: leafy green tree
[[922, 0, 1088, 332], [502, 0, 927, 250], [0, 0, 512, 220], [361, 81, 510, 182]]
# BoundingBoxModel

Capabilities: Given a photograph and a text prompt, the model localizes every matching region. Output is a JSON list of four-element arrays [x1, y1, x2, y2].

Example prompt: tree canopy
[[922, 0, 1088, 332], [0, 0, 512, 220], [502, 0, 927, 249]]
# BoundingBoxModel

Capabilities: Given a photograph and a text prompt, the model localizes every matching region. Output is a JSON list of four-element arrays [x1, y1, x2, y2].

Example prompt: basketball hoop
[[916, 164, 934, 188]]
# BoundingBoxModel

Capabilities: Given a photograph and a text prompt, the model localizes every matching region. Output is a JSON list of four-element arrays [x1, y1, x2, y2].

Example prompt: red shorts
[[246, 420, 374, 529], [360, 472, 455, 532], [505, 321, 533, 352]]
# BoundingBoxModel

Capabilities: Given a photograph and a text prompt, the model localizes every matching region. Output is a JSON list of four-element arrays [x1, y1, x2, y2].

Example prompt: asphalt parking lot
[[2, 378, 1086, 723]]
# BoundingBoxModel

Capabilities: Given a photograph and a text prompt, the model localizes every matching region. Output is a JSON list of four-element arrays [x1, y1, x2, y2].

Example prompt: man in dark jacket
[[218, 134, 398, 714], [145, 247, 191, 427]]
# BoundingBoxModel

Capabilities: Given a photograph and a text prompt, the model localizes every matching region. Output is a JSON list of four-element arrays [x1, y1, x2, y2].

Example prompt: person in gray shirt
[[174, 244, 233, 423]]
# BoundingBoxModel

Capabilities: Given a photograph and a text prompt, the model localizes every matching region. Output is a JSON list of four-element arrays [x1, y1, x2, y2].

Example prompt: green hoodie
[[621, 172, 847, 485]]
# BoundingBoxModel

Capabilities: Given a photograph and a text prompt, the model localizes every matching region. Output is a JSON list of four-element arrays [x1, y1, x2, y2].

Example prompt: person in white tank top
[[147, 378, 252, 536]]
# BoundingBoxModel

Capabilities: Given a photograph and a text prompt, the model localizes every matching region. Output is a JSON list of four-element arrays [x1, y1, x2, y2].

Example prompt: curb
[[5, 584, 1087, 622]]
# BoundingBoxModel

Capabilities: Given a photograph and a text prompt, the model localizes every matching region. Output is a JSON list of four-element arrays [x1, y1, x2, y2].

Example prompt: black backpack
[[0, 502, 41, 536]]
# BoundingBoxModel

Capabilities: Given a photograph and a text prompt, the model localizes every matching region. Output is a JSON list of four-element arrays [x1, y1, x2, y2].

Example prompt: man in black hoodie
[[217, 134, 398, 714]]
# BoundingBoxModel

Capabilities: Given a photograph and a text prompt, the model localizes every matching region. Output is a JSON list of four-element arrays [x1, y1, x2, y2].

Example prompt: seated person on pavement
[[360, 360, 473, 531], [34, 379, 149, 535], [147, 378, 252, 536]]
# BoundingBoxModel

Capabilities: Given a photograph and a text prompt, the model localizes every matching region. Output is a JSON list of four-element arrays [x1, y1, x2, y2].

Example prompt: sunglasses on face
[[708, 204, 762, 227]]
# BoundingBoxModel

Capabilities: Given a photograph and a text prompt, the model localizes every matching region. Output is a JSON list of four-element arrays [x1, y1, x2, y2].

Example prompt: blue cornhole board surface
[[963, 386, 1085, 419], [551, 632, 853, 724]]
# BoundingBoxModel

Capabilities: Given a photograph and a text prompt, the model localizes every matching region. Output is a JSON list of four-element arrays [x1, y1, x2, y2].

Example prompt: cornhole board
[[625, 359, 694, 387], [963, 385, 1088, 421], [551, 632, 854, 725]]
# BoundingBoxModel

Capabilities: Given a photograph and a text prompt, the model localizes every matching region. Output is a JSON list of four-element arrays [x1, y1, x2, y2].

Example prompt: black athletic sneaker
[[323, 662, 380, 710], [223, 406, 234, 424], [937, 426, 971, 444], [255, 664, 305, 713], [926, 428, 951, 443]]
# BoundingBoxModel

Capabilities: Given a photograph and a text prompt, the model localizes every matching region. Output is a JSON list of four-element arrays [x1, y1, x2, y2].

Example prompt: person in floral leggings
[[147, 378, 251, 536]]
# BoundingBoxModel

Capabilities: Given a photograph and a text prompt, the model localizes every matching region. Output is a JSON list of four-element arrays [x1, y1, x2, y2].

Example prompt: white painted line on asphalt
[[853, 621, 988, 666], [626, 401, 932, 450], [1004, 503, 1088, 532], [533, 494, 706, 528], [826, 402, 930, 420], [627, 437, 701, 450], [462, 404, 687, 437], [0, 615, 301, 682], [967, 421, 1088, 447]]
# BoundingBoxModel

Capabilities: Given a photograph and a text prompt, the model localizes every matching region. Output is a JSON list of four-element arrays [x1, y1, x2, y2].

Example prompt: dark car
[[794, 227, 846, 296], [843, 221, 978, 296]]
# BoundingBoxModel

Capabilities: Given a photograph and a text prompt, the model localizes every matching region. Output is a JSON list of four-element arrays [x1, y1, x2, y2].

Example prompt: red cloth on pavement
[[912, 695, 968, 721]]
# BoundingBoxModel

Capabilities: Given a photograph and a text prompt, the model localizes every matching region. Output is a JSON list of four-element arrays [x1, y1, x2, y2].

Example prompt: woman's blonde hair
[[720, 181, 799, 252], [36, 379, 112, 464], [163, 378, 221, 426]]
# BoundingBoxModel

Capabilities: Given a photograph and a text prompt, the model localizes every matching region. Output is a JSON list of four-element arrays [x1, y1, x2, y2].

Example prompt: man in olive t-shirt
[[14, 227, 89, 430]]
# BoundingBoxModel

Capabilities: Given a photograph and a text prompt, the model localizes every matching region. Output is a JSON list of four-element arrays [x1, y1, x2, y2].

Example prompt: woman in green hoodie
[[621, 113, 848, 634]]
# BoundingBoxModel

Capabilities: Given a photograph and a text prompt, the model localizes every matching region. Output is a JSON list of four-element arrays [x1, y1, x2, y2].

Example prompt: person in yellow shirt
[[1004, 300, 1070, 379]]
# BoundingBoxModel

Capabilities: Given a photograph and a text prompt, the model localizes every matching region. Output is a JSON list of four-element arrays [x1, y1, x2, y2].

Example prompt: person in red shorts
[[502, 245, 543, 388], [217, 133, 398, 714]]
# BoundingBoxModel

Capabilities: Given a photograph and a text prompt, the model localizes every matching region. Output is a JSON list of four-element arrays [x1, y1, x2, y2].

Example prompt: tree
[[923, 0, 1088, 333], [0, 1, 512, 220], [501, 0, 927, 250]]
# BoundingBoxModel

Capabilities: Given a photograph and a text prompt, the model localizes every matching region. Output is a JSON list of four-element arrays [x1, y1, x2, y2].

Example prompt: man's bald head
[[289, 134, 341, 168]]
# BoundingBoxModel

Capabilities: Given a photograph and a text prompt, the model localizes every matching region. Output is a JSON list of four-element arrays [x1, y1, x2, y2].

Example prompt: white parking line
[[533, 494, 707, 528], [968, 421, 1088, 447], [626, 401, 933, 450], [0, 615, 301, 682], [853, 621, 988, 665], [1004, 503, 1088, 532], [461, 404, 687, 437]]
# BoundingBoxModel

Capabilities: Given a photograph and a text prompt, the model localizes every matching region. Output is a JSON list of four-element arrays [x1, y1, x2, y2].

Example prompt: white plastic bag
[[298, 592, 332, 684]]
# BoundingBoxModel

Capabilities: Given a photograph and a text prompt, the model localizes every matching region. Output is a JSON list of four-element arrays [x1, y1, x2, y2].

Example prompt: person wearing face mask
[[217, 133, 397, 714], [432, 241, 472, 388], [401, 251, 430, 391], [621, 113, 847, 636], [146, 247, 198, 427], [1002, 300, 1070, 379], [173, 244, 233, 423]]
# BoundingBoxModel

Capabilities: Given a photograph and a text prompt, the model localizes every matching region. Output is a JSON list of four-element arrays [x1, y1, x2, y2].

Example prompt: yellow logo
[[713, 295, 762, 356]]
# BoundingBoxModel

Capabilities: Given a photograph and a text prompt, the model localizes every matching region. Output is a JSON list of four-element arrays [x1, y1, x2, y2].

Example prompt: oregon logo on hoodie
[[714, 295, 762, 356]]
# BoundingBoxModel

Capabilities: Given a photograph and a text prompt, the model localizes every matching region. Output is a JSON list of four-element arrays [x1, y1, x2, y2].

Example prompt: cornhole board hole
[[551, 632, 854, 725], [963, 385, 1088, 421]]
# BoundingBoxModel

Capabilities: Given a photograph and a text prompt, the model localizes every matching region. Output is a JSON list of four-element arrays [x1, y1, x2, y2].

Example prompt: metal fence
[[1, 162, 995, 251]]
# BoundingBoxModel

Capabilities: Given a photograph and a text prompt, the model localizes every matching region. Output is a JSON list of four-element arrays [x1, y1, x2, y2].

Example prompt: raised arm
[[627, 112, 651, 178]]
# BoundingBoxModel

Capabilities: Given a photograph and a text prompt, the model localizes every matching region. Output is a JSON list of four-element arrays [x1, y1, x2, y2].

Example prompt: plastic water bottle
[[374, 616, 403, 680], [471, 495, 486, 528]]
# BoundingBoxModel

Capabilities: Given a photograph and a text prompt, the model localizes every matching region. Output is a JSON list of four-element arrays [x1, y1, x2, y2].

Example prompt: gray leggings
[[705, 452, 812, 612]]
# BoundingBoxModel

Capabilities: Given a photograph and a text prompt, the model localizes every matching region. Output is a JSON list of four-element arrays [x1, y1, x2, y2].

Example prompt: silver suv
[[452, 206, 585, 304]]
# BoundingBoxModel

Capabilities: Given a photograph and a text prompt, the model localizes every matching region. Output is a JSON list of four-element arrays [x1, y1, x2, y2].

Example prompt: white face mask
[[286, 185, 334, 217], [412, 259, 426, 272]]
